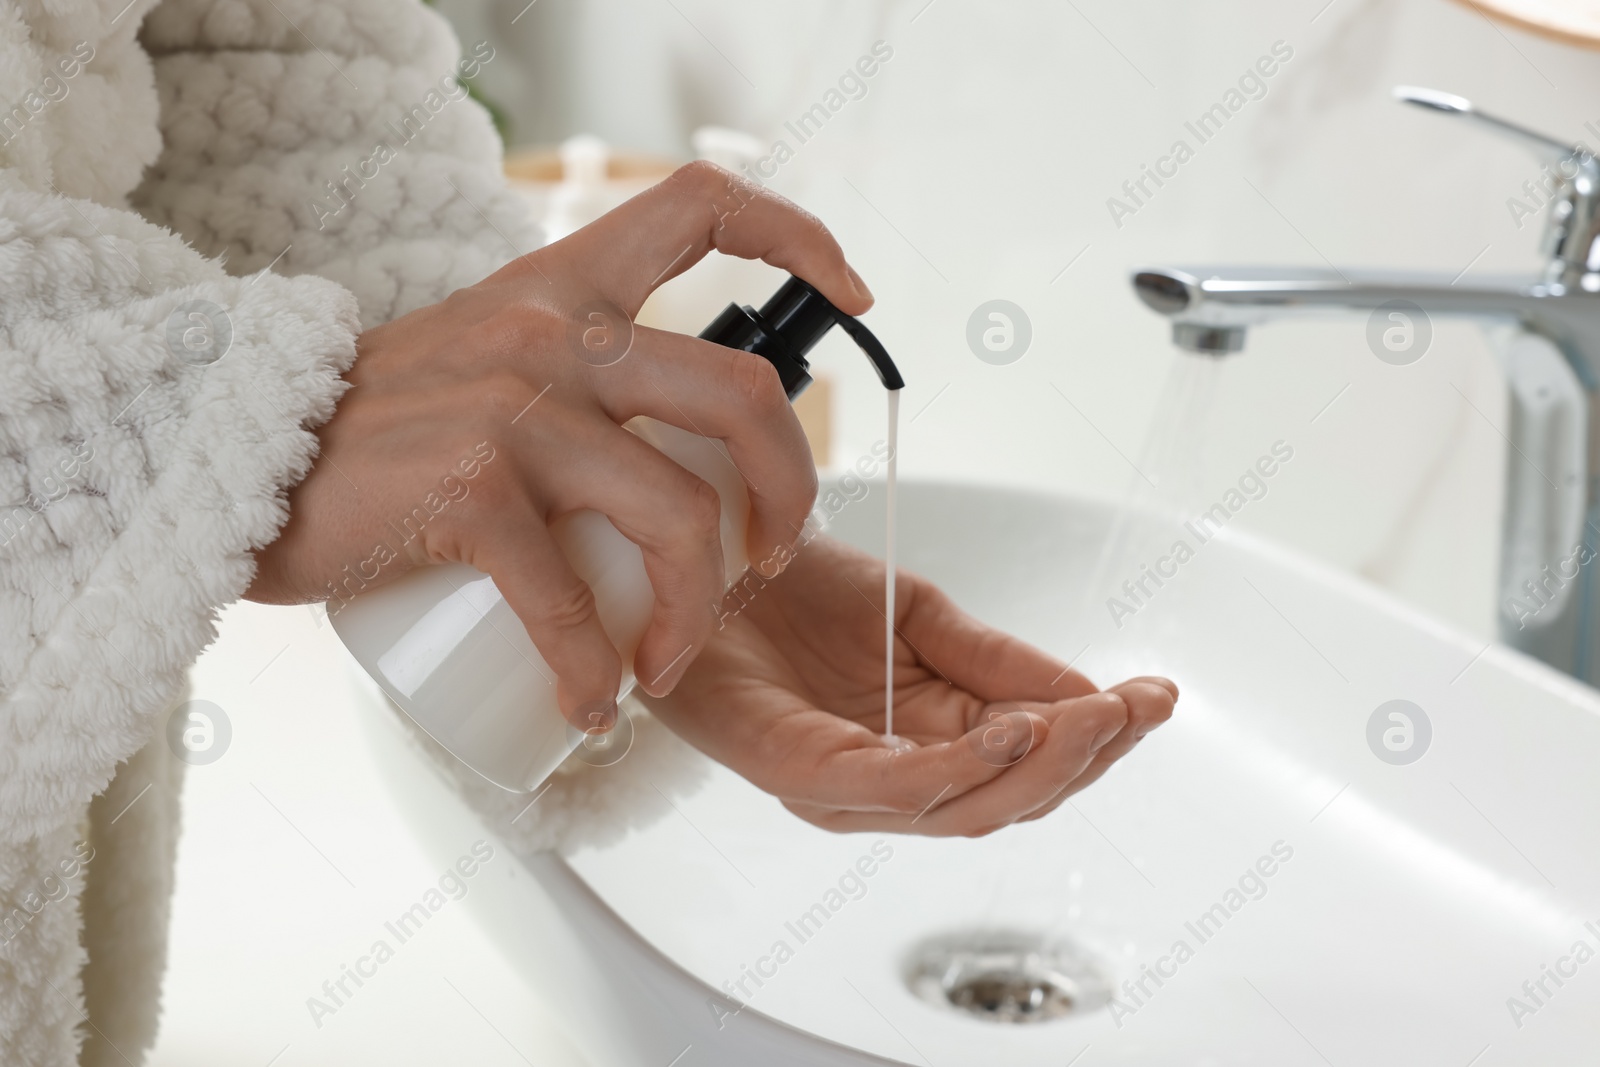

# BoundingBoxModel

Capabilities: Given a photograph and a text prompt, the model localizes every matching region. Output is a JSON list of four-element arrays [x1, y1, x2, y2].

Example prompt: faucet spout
[[1132, 266, 1600, 385], [1131, 263, 1600, 684], [1129, 87, 1600, 687]]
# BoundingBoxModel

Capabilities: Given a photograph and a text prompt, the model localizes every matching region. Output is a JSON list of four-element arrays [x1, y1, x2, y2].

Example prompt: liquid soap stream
[[885, 388, 900, 742]]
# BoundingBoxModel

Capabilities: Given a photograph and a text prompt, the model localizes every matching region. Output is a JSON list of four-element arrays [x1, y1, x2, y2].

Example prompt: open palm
[[641, 535, 1176, 836]]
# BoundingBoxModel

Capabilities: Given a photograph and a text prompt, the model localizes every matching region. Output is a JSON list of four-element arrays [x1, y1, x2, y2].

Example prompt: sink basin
[[352, 480, 1600, 1065]]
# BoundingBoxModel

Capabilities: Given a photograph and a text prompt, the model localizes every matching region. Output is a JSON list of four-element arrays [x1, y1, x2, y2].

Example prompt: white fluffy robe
[[0, 1, 695, 1062]]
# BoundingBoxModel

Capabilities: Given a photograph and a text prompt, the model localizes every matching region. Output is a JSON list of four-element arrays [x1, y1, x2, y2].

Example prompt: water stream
[[1073, 356, 1226, 647]]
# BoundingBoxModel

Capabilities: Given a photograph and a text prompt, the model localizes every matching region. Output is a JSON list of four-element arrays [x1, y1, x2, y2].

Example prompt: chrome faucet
[[1132, 86, 1600, 685]]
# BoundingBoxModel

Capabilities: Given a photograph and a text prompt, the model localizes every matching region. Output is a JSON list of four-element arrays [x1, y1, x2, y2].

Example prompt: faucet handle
[[1394, 86, 1578, 158], [1394, 85, 1600, 290]]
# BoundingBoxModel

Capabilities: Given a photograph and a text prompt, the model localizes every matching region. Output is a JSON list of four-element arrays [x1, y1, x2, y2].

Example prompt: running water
[[1072, 357, 1224, 643], [885, 388, 900, 742]]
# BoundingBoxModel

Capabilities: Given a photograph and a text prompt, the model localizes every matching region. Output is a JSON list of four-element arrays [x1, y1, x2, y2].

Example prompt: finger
[[1127, 674, 1180, 702], [593, 327, 817, 570], [643, 624, 1057, 819], [789, 693, 1129, 836], [897, 578, 1100, 701], [755, 708, 1052, 817], [1091, 678, 1177, 765], [527, 416, 728, 696], [567, 161, 872, 315], [1017, 749, 1133, 825], [1020, 680, 1177, 823], [893, 692, 1127, 836], [459, 496, 623, 729], [1016, 746, 1127, 824]]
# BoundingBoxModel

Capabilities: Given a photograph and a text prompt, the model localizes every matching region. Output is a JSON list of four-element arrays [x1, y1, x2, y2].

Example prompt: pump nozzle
[[834, 314, 904, 391], [698, 275, 905, 398]]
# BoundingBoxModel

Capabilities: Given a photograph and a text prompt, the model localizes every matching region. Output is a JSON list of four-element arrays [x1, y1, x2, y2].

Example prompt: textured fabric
[[0, 0, 553, 1062], [132, 0, 532, 328], [79, 732, 185, 1067]]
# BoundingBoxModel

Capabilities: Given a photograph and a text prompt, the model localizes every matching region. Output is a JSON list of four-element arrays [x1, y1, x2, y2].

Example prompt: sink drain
[[905, 930, 1112, 1024]]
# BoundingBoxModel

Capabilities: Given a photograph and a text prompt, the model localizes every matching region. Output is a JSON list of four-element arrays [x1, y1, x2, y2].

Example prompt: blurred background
[[151, 1, 1600, 1062], [430, 0, 1600, 638]]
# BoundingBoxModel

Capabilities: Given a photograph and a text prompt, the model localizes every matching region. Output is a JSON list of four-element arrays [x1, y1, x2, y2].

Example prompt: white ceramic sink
[[353, 480, 1600, 1066]]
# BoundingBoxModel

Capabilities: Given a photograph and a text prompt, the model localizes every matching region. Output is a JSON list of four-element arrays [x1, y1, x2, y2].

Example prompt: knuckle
[[481, 372, 537, 421], [457, 308, 527, 363], [678, 476, 724, 539], [648, 472, 723, 566], [670, 160, 744, 204], [673, 159, 729, 189], [1095, 692, 1131, 731], [441, 283, 481, 316], [794, 463, 820, 517], [728, 350, 788, 413], [668, 161, 761, 234], [533, 577, 601, 635], [432, 285, 474, 325]]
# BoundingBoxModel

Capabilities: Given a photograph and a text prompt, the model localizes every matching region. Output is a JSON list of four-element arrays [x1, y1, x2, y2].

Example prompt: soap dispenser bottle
[[331, 276, 903, 792]]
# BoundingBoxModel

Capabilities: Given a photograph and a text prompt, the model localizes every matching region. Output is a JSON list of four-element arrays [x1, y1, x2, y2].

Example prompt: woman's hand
[[641, 535, 1177, 837], [249, 163, 874, 723]]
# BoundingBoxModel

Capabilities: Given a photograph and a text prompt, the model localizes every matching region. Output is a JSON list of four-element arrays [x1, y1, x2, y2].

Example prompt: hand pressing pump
[[332, 276, 904, 791]]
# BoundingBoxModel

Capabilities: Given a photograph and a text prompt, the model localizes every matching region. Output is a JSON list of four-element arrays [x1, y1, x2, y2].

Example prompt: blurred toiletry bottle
[[636, 127, 777, 335], [331, 276, 902, 792], [503, 134, 675, 242]]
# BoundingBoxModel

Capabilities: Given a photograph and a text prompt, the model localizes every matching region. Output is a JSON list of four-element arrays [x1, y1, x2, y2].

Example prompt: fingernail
[[654, 678, 680, 698], [576, 698, 617, 734], [1091, 726, 1121, 752], [966, 709, 1037, 766], [846, 264, 873, 303], [648, 647, 695, 696], [1007, 732, 1034, 763]]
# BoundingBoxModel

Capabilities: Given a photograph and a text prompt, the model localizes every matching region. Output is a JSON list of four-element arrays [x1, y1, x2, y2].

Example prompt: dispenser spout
[[702, 275, 903, 398], [836, 314, 905, 390]]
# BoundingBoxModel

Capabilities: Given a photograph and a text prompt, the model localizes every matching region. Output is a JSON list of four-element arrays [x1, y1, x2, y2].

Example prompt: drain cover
[[905, 930, 1112, 1024]]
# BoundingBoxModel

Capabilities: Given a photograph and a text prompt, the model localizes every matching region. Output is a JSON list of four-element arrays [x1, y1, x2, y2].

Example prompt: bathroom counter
[[147, 601, 588, 1067]]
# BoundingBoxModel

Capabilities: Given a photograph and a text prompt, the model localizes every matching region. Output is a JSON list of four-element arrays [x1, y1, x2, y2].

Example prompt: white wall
[[439, 0, 1600, 638]]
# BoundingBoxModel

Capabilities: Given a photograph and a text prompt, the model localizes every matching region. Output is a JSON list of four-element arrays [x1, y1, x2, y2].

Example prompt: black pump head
[[698, 275, 905, 399]]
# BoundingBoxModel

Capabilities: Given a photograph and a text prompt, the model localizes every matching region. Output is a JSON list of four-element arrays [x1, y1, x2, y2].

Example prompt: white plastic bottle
[[330, 419, 748, 791], [331, 275, 903, 792]]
